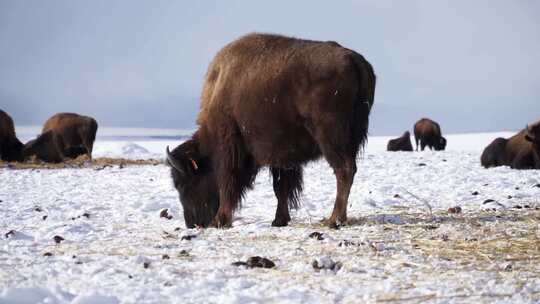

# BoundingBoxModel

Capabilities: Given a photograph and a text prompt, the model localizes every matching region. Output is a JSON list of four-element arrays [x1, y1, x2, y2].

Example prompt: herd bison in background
[[387, 118, 447, 152], [0, 111, 97, 163], [481, 120, 540, 169]]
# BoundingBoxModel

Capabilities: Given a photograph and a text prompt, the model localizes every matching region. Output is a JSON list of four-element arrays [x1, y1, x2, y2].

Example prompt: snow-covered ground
[[2, 129, 539, 303]]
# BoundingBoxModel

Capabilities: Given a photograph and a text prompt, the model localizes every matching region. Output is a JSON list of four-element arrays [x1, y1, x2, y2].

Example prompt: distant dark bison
[[167, 33, 376, 228], [24, 113, 98, 163], [387, 131, 413, 152], [414, 118, 446, 151], [0, 110, 24, 162], [481, 120, 540, 169]]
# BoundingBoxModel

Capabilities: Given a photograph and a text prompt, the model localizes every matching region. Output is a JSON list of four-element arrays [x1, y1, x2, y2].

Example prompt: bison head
[[23, 131, 63, 163], [525, 124, 540, 145], [434, 136, 447, 151], [166, 140, 218, 228]]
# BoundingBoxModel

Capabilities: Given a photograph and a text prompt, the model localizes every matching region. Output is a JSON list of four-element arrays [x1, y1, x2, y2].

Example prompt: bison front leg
[[210, 201, 233, 228], [270, 167, 303, 227]]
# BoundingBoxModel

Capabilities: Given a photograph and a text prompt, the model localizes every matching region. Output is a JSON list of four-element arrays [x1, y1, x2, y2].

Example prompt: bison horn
[[189, 158, 199, 170], [166, 146, 186, 174]]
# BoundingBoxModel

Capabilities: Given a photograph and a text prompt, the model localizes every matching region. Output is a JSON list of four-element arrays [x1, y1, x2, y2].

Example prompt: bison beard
[[167, 33, 376, 228]]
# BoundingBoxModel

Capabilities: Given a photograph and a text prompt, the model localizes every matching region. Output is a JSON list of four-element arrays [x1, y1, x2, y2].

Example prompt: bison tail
[[349, 52, 376, 156], [83, 118, 98, 157]]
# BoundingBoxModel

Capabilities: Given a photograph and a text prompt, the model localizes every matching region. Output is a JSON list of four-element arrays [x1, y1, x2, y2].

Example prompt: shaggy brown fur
[[0, 109, 23, 162], [168, 33, 376, 228], [481, 120, 540, 169], [24, 113, 98, 163], [414, 118, 446, 151], [480, 137, 508, 168], [387, 131, 413, 152]]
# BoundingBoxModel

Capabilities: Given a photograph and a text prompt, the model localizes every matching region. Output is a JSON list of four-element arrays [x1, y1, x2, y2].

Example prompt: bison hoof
[[325, 221, 340, 229], [210, 216, 232, 228], [271, 219, 289, 227]]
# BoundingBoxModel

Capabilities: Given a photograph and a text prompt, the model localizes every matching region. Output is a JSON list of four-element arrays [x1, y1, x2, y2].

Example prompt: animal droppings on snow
[[312, 256, 342, 272], [162, 254, 170, 260], [177, 250, 190, 258], [483, 199, 495, 204], [181, 235, 197, 241], [5, 230, 15, 238], [233, 257, 276, 269], [471, 191, 479, 195], [159, 208, 173, 220], [448, 206, 462, 214], [246, 256, 276, 268], [53, 235, 65, 244], [338, 240, 363, 247], [43, 252, 53, 257], [308, 232, 325, 240]]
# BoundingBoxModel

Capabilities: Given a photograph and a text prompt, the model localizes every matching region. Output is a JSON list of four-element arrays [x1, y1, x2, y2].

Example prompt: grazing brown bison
[[24, 113, 98, 163], [387, 131, 413, 152], [0, 110, 24, 162], [481, 120, 540, 169], [167, 33, 376, 228], [413, 118, 446, 151]]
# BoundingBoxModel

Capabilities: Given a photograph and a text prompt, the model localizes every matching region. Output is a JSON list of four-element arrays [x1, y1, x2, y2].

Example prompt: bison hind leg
[[270, 166, 303, 227], [307, 119, 358, 228]]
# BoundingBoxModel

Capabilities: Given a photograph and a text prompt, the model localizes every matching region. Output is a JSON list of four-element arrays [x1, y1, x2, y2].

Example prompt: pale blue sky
[[1, 1, 539, 134]]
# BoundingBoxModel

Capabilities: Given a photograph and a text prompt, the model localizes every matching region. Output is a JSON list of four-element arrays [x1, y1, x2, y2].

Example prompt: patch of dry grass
[[0, 155, 163, 169]]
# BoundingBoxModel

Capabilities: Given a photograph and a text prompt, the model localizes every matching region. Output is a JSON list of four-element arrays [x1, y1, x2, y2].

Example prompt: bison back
[[195, 33, 375, 166]]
